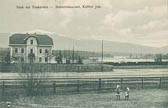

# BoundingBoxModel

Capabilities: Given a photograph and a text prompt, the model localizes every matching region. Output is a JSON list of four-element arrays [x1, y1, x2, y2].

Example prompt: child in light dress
[[115, 85, 121, 100], [125, 87, 130, 100]]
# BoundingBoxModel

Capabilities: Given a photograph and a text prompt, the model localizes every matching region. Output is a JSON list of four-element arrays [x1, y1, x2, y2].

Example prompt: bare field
[[0, 89, 168, 108]]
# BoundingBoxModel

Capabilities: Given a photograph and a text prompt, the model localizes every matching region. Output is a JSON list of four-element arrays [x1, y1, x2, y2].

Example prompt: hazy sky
[[0, 0, 168, 47]]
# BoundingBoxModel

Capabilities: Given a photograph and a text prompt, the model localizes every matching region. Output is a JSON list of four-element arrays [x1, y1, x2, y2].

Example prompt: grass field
[[0, 89, 168, 108]]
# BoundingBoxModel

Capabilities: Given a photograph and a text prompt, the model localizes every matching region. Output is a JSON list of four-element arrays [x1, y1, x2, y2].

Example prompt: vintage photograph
[[0, 0, 168, 108]]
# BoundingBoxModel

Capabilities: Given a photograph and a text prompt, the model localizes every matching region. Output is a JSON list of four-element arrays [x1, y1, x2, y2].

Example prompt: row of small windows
[[39, 49, 48, 54], [39, 57, 48, 62], [15, 48, 24, 53], [14, 57, 48, 63], [14, 48, 49, 54], [14, 56, 49, 62]]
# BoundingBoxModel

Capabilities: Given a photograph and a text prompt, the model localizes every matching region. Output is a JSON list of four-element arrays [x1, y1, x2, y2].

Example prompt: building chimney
[[26, 32, 29, 36]]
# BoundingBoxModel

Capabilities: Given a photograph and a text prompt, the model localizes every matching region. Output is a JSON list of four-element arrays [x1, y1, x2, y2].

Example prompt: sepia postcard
[[0, 0, 168, 108]]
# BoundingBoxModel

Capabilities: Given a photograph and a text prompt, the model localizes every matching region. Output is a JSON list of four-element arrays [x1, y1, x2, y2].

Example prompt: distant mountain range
[[0, 30, 167, 55]]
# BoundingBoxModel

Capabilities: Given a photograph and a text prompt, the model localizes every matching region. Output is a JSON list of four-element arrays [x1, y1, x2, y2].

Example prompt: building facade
[[9, 33, 53, 63]]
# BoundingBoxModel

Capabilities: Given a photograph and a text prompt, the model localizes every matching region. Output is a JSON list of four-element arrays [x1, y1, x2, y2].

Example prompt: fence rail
[[0, 77, 168, 100]]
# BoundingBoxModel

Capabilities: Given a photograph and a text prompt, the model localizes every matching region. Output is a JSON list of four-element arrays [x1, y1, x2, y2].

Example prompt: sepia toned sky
[[0, 0, 168, 47]]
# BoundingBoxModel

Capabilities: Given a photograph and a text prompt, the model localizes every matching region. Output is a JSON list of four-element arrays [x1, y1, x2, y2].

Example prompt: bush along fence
[[0, 63, 113, 72], [0, 76, 168, 101]]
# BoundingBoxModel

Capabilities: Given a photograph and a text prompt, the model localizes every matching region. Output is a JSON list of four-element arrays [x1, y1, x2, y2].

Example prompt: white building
[[9, 33, 53, 63]]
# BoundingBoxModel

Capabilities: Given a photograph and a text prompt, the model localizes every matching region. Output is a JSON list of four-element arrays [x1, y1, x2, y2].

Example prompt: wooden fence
[[0, 77, 168, 100], [0, 63, 113, 72]]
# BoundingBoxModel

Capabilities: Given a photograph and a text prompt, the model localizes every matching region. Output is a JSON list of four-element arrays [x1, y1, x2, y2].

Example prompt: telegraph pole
[[93, 51, 95, 64], [72, 46, 74, 63], [101, 40, 104, 72]]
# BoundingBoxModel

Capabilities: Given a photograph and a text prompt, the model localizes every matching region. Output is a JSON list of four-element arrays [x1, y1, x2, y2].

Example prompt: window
[[15, 57, 18, 61], [45, 57, 48, 62], [45, 49, 48, 53], [39, 49, 42, 53], [21, 48, 24, 53], [21, 57, 24, 62], [30, 49, 33, 53], [39, 57, 42, 62], [30, 40, 33, 44], [15, 48, 18, 53]]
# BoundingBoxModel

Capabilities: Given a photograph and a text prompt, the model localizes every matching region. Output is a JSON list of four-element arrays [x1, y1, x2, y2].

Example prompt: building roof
[[9, 33, 53, 45]]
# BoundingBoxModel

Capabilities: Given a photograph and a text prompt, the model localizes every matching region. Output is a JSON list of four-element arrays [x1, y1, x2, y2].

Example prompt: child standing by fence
[[115, 85, 121, 100], [125, 87, 130, 100]]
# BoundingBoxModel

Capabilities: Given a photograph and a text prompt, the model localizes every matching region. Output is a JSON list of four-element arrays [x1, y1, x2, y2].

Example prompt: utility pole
[[101, 40, 104, 72], [47, 52, 49, 72], [93, 51, 95, 64], [63, 49, 65, 64], [72, 46, 74, 63]]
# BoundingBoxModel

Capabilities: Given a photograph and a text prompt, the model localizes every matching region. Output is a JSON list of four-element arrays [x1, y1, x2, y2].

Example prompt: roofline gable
[[9, 33, 54, 45], [24, 35, 39, 44]]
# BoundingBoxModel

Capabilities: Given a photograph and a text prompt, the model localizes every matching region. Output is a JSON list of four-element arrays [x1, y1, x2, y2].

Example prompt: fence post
[[120, 78, 123, 89], [159, 77, 162, 88], [53, 81, 56, 93], [98, 78, 101, 90], [2, 81, 5, 100], [77, 80, 79, 92], [142, 77, 144, 89]]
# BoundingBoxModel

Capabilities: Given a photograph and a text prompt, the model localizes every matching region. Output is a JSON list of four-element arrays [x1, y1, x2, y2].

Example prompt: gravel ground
[[0, 89, 168, 108]]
